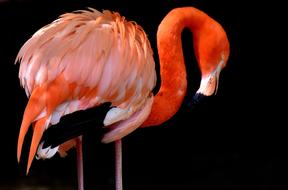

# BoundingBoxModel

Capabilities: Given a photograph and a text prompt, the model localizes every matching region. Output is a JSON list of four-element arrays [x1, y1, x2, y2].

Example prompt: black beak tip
[[187, 93, 210, 110]]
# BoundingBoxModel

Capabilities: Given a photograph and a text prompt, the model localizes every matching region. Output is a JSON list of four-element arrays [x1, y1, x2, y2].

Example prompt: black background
[[0, 0, 285, 189]]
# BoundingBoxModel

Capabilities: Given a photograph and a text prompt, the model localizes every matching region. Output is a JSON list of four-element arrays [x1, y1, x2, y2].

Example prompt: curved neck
[[143, 7, 208, 127]]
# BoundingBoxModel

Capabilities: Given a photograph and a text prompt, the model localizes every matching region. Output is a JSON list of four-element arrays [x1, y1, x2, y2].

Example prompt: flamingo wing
[[16, 8, 156, 173]]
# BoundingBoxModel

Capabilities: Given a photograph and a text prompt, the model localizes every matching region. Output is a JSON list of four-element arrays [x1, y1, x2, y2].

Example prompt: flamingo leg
[[115, 139, 123, 190], [76, 136, 84, 190]]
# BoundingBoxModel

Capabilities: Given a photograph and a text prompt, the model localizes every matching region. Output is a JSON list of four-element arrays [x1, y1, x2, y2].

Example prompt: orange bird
[[16, 7, 229, 190]]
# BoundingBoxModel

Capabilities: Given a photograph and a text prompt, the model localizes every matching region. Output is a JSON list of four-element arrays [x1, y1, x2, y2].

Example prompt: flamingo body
[[16, 8, 156, 173]]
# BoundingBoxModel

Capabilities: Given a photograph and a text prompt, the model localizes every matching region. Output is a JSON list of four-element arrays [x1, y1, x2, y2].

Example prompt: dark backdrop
[[0, 0, 285, 189]]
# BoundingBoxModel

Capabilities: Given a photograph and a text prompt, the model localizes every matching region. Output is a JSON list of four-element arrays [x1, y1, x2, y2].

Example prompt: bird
[[16, 6, 229, 190]]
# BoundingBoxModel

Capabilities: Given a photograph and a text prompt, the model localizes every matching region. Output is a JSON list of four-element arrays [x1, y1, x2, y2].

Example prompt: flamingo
[[16, 7, 229, 190]]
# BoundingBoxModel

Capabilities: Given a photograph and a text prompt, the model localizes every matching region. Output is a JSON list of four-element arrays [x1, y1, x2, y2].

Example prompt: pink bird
[[16, 7, 229, 190]]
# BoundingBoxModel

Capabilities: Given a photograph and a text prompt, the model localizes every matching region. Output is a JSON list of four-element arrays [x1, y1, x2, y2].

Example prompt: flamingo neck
[[142, 7, 208, 127]]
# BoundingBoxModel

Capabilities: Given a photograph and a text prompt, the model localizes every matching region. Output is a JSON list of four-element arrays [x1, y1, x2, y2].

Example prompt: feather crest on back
[[16, 8, 156, 107]]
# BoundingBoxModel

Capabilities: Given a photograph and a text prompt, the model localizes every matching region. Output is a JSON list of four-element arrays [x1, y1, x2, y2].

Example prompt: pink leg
[[115, 139, 123, 190], [76, 136, 84, 190]]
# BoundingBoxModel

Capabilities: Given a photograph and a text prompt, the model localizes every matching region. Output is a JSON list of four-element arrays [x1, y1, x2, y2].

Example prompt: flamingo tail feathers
[[27, 116, 48, 174], [17, 85, 46, 163], [18, 75, 74, 173]]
